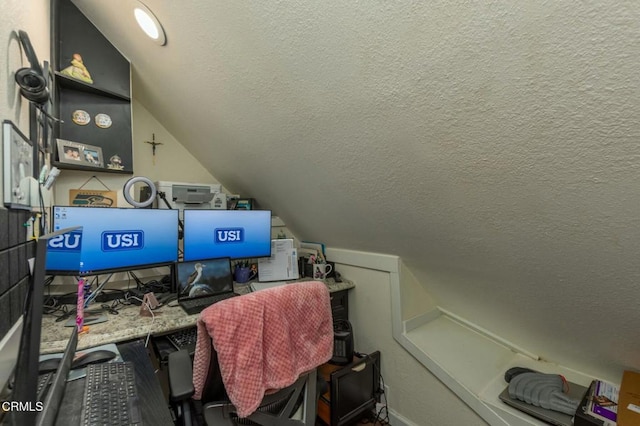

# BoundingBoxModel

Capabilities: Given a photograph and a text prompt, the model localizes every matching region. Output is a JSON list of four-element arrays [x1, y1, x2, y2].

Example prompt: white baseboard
[[388, 408, 420, 426]]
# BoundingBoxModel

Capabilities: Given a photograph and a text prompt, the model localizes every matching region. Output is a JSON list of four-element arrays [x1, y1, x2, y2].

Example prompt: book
[[301, 241, 325, 256], [297, 247, 319, 259], [586, 379, 619, 425]]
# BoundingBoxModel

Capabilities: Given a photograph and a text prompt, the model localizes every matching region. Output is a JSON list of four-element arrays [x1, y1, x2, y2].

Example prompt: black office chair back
[[203, 371, 315, 426], [228, 385, 298, 425], [192, 344, 316, 426], [201, 349, 227, 403]]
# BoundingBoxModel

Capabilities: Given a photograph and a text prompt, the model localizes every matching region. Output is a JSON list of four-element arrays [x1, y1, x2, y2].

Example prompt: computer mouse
[[71, 350, 116, 370], [38, 357, 62, 374]]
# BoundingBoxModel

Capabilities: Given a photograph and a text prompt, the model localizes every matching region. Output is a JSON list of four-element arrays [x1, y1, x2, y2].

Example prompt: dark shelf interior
[[52, 0, 133, 174], [55, 72, 130, 101], [52, 160, 132, 174]]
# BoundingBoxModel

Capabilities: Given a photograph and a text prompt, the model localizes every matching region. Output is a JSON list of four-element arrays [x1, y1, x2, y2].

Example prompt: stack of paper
[[258, 239, 299, 282]]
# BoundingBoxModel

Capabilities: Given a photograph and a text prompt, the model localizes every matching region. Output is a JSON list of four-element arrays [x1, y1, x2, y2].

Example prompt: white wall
[[330, 252, 487, 426], [71, 1, 640, 392], [1, 0, 50, 178]]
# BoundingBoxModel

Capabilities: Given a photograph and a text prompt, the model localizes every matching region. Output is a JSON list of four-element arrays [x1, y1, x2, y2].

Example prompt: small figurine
[[60, 53, 93, 84], [107, 154, 124, 170]]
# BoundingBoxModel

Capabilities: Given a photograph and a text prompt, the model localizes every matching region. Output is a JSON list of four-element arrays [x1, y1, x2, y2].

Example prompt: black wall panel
[[0, 209, 36, 340]]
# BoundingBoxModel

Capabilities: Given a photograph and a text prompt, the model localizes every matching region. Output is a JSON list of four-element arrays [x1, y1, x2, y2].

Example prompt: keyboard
[[178, 292, 239, 315], [37, 372, 54, 402], [81, 362, 141, 426], [166, 327, 198, 354]]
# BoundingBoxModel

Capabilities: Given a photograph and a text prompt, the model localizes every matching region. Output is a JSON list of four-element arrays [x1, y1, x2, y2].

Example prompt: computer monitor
[[7, 227, 80, 426], [37, 328, 77, 426], [48, 206, 179, 275], [182, 210, 272, 261], [175, 257, 233, 298]]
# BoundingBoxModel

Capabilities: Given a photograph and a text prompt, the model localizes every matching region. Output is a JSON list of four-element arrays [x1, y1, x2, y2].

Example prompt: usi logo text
[[48, 231, 82, 251], [101, 231, 144, 251], [214, 228, 244, 243]]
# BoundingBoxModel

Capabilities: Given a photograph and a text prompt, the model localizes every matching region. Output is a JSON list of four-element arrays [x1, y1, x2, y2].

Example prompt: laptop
[[176, 257, 239, 315], [498, 380, 588, 426]]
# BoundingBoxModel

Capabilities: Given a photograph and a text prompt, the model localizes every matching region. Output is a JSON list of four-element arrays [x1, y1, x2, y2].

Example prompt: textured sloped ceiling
[[72, 0, 640, 376]]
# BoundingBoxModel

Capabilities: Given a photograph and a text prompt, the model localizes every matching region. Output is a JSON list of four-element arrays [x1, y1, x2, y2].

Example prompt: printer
[[154, 181, 226, 212]]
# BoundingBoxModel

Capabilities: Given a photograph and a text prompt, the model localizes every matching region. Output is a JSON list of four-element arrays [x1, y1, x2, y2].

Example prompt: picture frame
[[56, 139, 104, 168], [3, 120, 33, 210]]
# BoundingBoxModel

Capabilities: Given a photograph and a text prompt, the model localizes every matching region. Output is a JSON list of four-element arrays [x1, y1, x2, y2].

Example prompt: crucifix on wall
[[144, 133, 163, 165]]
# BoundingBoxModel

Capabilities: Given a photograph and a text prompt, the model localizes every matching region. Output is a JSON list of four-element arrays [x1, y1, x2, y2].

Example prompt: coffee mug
[[234, 266, 257, 283], [313, 263, 333, 280]]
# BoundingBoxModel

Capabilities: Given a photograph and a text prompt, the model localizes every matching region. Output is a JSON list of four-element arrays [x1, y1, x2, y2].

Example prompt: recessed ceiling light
[[134, 2, 166, 46]]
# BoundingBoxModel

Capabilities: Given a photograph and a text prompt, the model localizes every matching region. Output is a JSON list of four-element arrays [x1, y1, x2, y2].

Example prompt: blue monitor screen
[[183, 210, 272, 261], [47, 206, 179, 275], [44, 226, 85, 276]]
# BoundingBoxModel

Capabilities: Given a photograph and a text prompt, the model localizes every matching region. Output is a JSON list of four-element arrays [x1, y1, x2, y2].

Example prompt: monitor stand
[[63, 311, 108, 327]]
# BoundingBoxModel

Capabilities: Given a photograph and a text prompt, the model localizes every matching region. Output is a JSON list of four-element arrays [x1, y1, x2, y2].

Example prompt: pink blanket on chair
[[192, 281, 334, 418]]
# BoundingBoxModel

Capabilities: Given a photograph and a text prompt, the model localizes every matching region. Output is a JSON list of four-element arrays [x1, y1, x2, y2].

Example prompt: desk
[[39, 279, 353, 425], [41, 278, 354, 354]]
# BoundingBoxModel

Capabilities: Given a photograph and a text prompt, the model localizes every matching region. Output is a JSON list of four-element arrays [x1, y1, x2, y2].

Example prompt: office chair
[[168, 281, 334, 426]]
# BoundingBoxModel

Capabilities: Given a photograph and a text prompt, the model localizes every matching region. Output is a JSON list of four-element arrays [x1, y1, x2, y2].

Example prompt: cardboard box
[[617, 370, 640, 426]]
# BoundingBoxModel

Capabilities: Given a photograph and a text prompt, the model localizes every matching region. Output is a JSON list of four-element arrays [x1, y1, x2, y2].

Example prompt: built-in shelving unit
[[400, 310, 597, 426], [51, 0, 133, 174]]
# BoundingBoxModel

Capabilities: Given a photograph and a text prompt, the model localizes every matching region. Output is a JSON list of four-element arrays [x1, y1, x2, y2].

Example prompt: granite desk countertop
[[40, 278, 354, 354]]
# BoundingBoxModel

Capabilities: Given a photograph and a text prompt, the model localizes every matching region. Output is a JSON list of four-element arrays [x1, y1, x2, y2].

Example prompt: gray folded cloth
[[508, 372, 580, 415]]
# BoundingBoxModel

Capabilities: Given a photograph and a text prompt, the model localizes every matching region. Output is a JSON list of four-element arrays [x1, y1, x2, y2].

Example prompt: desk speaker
[[330, 320, 354, 365]]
